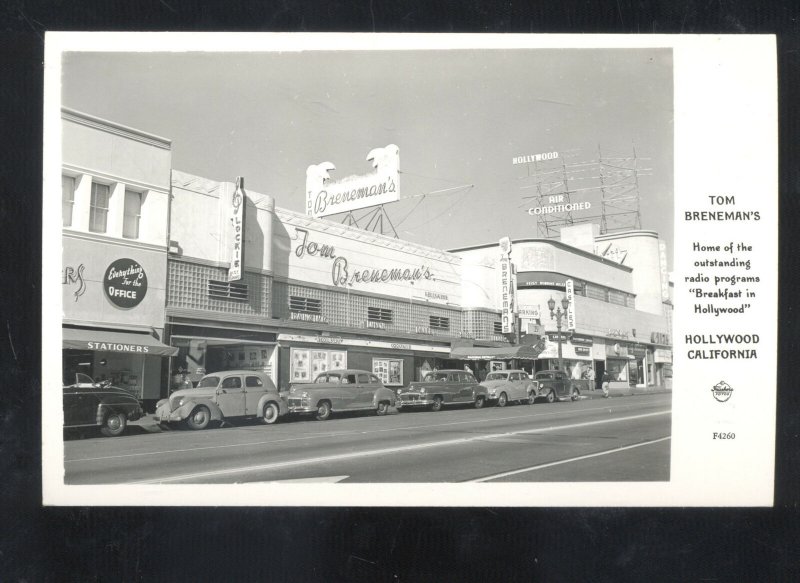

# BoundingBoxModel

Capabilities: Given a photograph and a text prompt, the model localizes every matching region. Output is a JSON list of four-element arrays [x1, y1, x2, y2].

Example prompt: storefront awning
[[449, 344, 544, 361], [63, 327, 178, 357]]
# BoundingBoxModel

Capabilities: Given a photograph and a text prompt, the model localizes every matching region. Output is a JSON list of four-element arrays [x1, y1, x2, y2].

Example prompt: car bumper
[[154, 406, 187, 423], [397, 396, 433, 407], [287, 405, 317, 414]]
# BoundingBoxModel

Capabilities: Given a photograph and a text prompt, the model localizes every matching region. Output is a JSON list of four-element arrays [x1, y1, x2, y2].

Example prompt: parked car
[[63, 373, 144, 437], [480, 369, 536, 406], [286, 369, 397, 421], [531, 370, 580, 403], [396, 369, 489, 411], [154, 370, 287, 430]]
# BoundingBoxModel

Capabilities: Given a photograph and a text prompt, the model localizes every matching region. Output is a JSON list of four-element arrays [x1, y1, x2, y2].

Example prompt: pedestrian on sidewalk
[[601, 371, 611, 398]]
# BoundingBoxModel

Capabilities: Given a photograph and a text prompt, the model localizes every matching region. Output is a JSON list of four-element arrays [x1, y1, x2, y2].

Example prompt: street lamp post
[[547, 295, 571, 373]]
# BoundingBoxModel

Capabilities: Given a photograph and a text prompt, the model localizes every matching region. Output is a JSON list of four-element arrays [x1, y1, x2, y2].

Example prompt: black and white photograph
[[42, 34, 777, 505]]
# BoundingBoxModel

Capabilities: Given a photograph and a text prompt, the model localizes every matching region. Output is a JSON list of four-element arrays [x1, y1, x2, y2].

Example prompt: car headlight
[[419, 387, 426, 394], [301, 391, 309, 398], [178, 397, 185, 407], [489, 390, 496, 396]]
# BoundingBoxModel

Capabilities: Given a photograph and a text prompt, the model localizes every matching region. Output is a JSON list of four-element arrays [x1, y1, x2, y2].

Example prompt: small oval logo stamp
[[712, 380, 734, 403]]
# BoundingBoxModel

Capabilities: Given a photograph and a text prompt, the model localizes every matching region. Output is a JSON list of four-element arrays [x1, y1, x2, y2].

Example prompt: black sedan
[[63, 373, 144, 437]]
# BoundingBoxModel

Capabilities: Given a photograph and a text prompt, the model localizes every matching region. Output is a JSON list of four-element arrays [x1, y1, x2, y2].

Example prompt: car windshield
[[423, 372, 449, 382], [535, 372, 554, 380], [196, 376, 220, 388], [485, 372, 508, 381]]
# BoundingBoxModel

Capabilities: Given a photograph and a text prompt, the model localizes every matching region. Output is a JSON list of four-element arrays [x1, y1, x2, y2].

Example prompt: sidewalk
[[581, 386, 672, 400]]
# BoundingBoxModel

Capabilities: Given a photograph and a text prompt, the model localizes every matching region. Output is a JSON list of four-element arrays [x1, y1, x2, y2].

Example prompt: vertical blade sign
[[499, 237, 515, 334], [566, 278, 576, 331], [229, 176, 245, 282]]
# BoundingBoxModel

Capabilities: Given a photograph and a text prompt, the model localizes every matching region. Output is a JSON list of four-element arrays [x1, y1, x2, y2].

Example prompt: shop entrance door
[[595, 361, 605, 392], [216, 375, 246, 417]]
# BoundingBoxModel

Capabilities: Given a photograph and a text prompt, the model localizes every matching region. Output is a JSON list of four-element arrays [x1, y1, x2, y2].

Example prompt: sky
[[62, 47, 673, 266]]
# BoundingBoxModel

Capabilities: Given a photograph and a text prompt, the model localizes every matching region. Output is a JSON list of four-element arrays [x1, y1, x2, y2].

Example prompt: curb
[[582, 389, 672, 400]]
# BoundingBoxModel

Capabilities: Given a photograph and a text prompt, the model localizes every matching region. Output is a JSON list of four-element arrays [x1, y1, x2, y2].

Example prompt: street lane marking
[[467, 436, 672, 483], [130, 410, 670, 484], [66, 400, 663, 463]]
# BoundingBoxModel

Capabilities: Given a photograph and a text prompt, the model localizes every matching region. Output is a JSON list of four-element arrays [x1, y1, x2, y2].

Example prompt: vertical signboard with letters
[[565, 278, 576, 331], [229, 176, 246, 282], [499, 237, 515, 334]]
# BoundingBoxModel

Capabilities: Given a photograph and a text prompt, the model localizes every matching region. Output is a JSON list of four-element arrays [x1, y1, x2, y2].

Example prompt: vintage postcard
[[42, 33, 777, 506]]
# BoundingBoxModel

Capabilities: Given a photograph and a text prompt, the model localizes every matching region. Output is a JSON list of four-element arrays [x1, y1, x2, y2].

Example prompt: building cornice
[[62, 108, 172, 150], [448, 237, 634, 272], [596, 230, 660, 242], [63, 229, 168, 253]]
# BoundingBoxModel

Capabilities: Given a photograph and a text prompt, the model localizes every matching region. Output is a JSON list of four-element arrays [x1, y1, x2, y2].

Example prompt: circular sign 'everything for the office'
[[104, 258, 148, 309]]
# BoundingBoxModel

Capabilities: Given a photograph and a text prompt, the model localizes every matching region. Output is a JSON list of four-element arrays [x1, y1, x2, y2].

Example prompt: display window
[[490, 360, 507, 372], [290, 348, 347, 382], [606, 359, 630, 382], [373, 358, 403, 386]]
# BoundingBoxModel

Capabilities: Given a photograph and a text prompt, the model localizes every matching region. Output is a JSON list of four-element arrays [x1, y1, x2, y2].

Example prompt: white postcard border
[[43, 33, 777, 506]]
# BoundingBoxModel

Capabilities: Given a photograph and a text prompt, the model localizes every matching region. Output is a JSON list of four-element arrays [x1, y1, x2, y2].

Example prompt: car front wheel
[[546, 390, 556, 404], [262, 402, 280, 425], [571, 388, 580, 401], [376, 401, 390, 416], [100, 411, 127, 437], [316, 401, 332, 421], [497, 393, 508, 407], [430, 397, 444, 412], [186, 406, 211, 430], [474, 396, 485, 409]]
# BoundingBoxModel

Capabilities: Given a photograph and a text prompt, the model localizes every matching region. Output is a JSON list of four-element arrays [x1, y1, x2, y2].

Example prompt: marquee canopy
[[449, 344, 544, 361]]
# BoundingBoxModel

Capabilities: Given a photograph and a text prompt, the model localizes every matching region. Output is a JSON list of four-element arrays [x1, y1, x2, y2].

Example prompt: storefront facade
[[451, 225, 673, 389], [165, 171, 472, 393], [61, 109, 176, 407], [61, 110, 672, 402]]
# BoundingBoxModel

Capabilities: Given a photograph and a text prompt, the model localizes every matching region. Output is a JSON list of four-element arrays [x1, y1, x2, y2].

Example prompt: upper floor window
[[607, 289, 627, 306], [89, 182, 110, 233], [123, 190, 142, 239], [429, 315, 450, 331], [62, 175, 75, 227], [367, 306, 393, 323], [289, 295, 322, 315], [493, 321, 503, 335], [208, 279, 249, 301], [585, 282, 607, 302]]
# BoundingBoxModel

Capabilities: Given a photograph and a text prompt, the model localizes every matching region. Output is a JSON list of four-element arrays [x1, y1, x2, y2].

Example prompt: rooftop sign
[[512, 151, 559, 165], [306, 145, 400, 218]]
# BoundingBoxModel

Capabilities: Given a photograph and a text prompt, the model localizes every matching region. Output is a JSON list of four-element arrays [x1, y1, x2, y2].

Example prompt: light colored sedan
[[286, 369, 397, 420], [480, 369, 536, 407], [154, 370, 287, 430]]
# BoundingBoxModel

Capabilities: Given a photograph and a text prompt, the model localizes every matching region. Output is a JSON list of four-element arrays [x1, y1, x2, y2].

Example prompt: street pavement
[[63, 392, 671, 484]]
